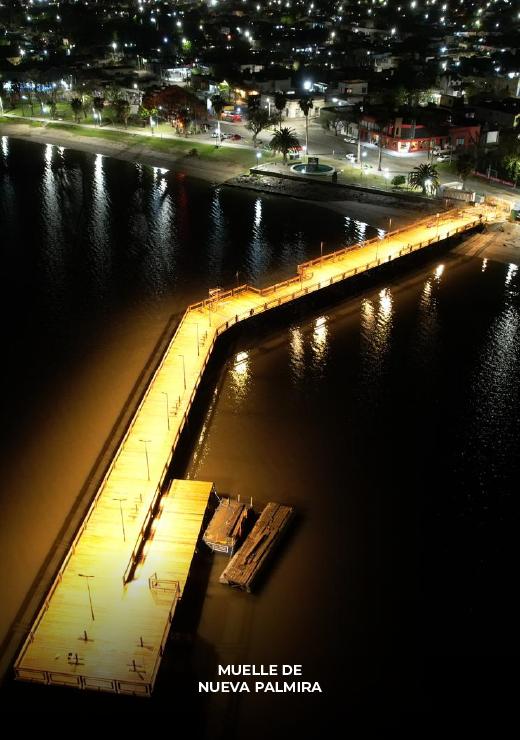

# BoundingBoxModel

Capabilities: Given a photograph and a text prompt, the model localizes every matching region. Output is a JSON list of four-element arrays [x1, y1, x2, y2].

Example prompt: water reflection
[[247, 197, 272, 281], [482, 258, 488, 273], [207, 188, 229, 283], [39, 144, 66, 323], [1, 135, 8, 160], [289, 326, 305, 384], [310, 315, 330, 377], [344, 216, 368, 245], [85, 153, 111, 307], [229, 350, 252, 406], [359, 288, 394, 410], [463, 263, 519, 504]]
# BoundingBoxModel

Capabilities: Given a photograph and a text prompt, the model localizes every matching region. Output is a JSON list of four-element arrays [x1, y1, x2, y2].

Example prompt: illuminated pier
[[14, 205, 500, 694]]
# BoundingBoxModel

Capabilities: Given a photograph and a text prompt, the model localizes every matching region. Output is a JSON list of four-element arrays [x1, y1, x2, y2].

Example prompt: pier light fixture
[[178, 354, 186, 391], [139, 438, 151, 480], [78, 574, 95, 621]]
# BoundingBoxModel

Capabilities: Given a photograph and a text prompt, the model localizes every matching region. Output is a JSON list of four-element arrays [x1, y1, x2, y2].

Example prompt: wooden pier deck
[[14, 480, 213, 695], [14, 204, 501, 694]]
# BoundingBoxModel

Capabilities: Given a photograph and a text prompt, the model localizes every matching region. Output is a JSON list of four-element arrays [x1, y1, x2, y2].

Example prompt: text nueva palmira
[[199, 665, 322, 692]]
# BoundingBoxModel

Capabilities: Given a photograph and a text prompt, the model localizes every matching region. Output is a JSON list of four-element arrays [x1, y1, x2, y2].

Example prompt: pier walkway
[[14, 205, 501, 694]]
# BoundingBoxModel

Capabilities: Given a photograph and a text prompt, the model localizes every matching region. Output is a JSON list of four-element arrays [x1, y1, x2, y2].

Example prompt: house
[[360, 107, 480, 155], [473, 98, 520, 129]]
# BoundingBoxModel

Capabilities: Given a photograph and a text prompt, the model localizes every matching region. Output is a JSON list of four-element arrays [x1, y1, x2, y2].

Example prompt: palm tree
[[269, 127, 300, 165], [70, 97, 83, 123], [274, 91, 287, 129], [408, 163, 440, 196], [299, 93, 314, 155], [211, 93, 225, 147], [456, 152, 477, 189], [92, 95, 105, 125]]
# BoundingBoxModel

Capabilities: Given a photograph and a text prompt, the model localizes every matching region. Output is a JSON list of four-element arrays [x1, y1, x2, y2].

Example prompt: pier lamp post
[[139, 438, 151, 481], [320, 241, 324, 263], [161, 391, 170, 430], [436, 212, 440, 236], [78, 574, 95, 621], [113, 497, 127, 542], [195, 323, 199, 357], [178, 354, 186, 391]]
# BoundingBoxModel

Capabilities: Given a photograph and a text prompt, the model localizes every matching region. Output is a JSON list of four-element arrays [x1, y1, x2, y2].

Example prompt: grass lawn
[[0, 114, 45, 127]]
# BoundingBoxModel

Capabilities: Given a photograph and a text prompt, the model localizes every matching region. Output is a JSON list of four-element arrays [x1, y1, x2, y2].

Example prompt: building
[[360, 109, 480, 155]]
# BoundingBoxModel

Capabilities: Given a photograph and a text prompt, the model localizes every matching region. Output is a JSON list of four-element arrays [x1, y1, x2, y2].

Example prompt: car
[[231, 133, 242, 141], [343, 137, 356, 144], [211, 131, 221, 138], [437, 154, 450, 162], [362, 162, 373, 169], [345, 153, 357, 162], [221, 132, 233, 140]]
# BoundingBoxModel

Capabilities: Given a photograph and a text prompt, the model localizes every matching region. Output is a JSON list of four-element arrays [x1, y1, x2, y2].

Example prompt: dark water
[[1, 138, 520, 723]]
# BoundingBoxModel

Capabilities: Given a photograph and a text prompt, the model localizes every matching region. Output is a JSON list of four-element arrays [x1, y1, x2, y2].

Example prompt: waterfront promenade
[[13, 204, 500, 694]]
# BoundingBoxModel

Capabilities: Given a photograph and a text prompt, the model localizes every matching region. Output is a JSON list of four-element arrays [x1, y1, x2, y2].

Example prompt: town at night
[[0, 0, 519, 728]]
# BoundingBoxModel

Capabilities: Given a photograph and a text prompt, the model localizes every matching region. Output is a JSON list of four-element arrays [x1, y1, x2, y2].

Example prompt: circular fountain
[[290, 163, 336, 176]]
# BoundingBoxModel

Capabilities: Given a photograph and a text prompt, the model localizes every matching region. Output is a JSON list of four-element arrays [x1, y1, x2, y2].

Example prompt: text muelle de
[[219, 665, 302, 675]]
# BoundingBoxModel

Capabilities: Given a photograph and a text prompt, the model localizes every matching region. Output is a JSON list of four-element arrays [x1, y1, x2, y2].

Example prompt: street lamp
[[78, 574, 95, 621], [195, 323, 199, 357], [139, 438, 151, 481], [178, 354, 186, 391], [256, 151, 262, 167], [113, 497, 127, 542], [161, 391, 170, 430]]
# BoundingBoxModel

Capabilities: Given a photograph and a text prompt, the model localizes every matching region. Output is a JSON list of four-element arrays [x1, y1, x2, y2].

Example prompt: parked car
[[362, 163, 373, 169], [211, 131, 221, 138], [221, 132, 233, 140], [345, 153, 357, 162], [343, 137, 356, 144], [437, 154, 450, 162], [231, 133, 242, 141]]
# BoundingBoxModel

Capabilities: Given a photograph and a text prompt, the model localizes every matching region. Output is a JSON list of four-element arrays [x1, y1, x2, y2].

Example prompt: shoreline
[[0, 122, 246, 185], [1, 122, 420, 228]]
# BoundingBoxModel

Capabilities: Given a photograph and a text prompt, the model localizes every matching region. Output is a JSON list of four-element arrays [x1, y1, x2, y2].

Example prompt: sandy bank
[[1, 123, 425, 228], [0, 123, 246, 184]]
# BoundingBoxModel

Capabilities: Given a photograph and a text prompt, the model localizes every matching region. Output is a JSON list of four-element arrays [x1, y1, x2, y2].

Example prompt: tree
[[247, 94, 261, 114], [246, 109, 275, 147], [269, 127, 300, 164], [408, 163, 440, 195], [92, 96, 105, 124], [211, 93, 225, 147], [455, 152, 477, 189], [274, 91, 287, 129], [391, 174, 406, 188], [115, 99, 131, 129], [498, 125, 520, 182], [70, 97, 83, 123], [299, 93, 314, 155]]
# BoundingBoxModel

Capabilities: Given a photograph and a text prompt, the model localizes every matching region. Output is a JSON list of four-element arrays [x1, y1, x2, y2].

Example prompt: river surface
[[1, 138, 519, 725]]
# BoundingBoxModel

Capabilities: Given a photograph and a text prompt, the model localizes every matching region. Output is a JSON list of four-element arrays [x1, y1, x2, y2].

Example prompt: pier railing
[[14, 206, 492, 691]]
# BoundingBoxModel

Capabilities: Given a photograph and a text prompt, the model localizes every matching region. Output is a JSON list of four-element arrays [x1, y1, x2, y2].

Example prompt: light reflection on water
[[462, 262, 520, 503]]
